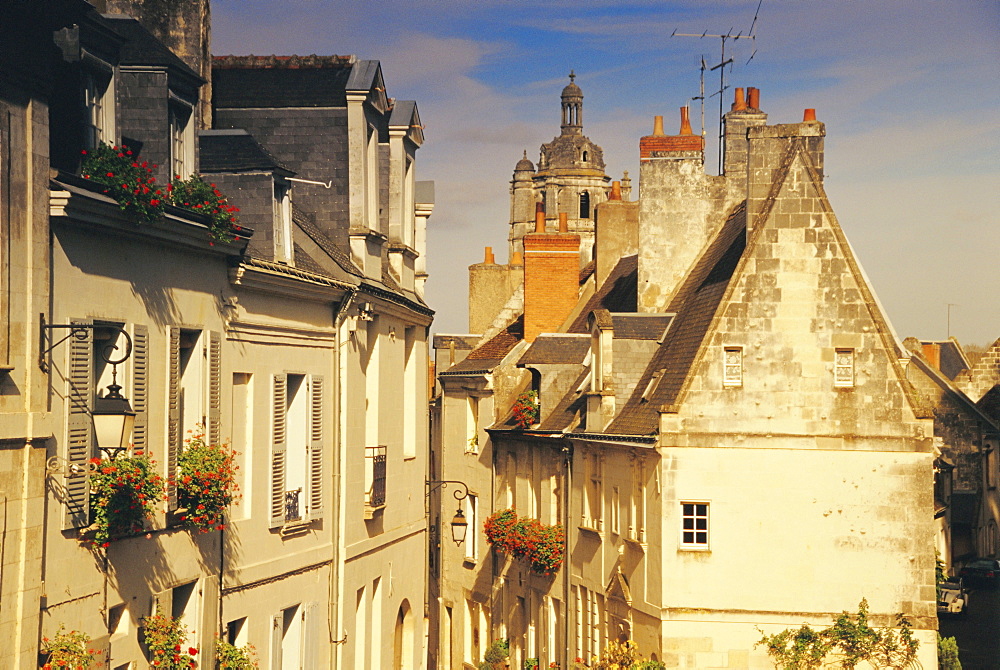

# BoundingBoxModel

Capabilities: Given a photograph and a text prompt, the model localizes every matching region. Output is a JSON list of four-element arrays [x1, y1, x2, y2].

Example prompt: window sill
[[678, 545, 711, 552], [364, 503, 386, 520], [279, 519, 314, 537], [462, 556, 478, 567], [624, 534, 646, 550], [579, 524, 602, 539]]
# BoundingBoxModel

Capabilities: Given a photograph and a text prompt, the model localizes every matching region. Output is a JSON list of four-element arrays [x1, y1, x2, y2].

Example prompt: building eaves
[[438, 357, 503, 377]]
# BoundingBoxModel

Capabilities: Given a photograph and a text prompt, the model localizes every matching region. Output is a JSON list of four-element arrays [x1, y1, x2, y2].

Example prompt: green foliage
[[478, 639, 509, 669], [938, 635, 961, 670], [757, 599, 920, 669], [176, 430, 240, 532], [169, 174, 243, 243], [87, 454, 165, 546], [40, 625, 102, 669], [583, 640, 664, 669], [216, 638, 259, 669], [143, 606, 198, 668], [512, 390, 539, 428]]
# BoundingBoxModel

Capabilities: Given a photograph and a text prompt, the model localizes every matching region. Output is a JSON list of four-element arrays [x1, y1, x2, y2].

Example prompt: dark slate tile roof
[[567, 255, 638, 333], [102, 15, 202, 82], [610, 314, 674, 340], [292, 244, 328, 276], [389, 100, 416, 127], [918, 340, 971, 380], [213, 55, 353, 108], [607, 203, 747, 435], [292, 205, 363, 278], [518, 335, 590, 365], [440, 357, 503, 376], [199, 130, 292, 174], [977, 385, 1000, 424], [433, 335, 480, 351], [580, 259, 596, 284], [537, 367, 591, 431]]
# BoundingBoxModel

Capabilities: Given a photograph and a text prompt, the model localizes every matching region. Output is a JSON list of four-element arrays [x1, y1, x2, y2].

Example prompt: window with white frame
[[270, 373, 325, 527], [680, 502, 709, 548], [83, 70, 116, 149], [611, 486, 620, 535], [272, 180, 293, 264], [271, 603, 317, 670], [834, 348, 855, 387], [723, 346, 743, 387], [466, 394, 479, 453], [402, 327, 418, 459], [169, 100, 194, 179], [365, 123, 379, 231]]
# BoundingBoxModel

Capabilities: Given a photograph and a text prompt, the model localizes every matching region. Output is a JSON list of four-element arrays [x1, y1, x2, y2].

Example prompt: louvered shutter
[[65, 319, 93, 529], [308, 376, 324, 520], [207, 331, 222, 445], [302, 602, 319, 669], [130, 325, 148, 455], [270, 374, 287, 528], [166, 327, 181, 509]]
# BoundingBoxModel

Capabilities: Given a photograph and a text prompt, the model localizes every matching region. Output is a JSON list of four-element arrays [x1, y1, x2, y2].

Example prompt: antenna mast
[[672, 0, 761, 174]]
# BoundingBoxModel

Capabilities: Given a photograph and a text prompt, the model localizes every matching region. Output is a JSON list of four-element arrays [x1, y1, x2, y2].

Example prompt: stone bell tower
[[508, 72, 612, 266]]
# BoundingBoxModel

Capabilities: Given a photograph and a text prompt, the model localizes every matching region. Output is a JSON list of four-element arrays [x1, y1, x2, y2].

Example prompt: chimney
[[468, 248, 518, 334], [637, 107, 722, 311], [535, 204, 546, 233], [594, 185, 639, 288], [609, 181, 621, 201], [723, 85, 767, 198], [558, 212, 569, 233], [922, 343, 942, 371], [523, 223, 580, 342], [746, 106, 825, 226], [484, 246, 495, 264]]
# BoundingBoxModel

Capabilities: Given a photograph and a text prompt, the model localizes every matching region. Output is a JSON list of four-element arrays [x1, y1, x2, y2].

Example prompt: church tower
[[508, 73, 612, 265]]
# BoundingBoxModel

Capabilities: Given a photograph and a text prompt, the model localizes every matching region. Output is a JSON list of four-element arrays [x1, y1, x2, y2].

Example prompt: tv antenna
[[672, 0, 762, 173]]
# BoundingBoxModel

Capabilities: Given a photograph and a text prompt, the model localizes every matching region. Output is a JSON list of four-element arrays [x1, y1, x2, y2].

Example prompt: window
[[583, 453, 602, 530], [169, 101, 194, 179], [231, 373, 253, 518], [355, 587, 367, 668], [366, 124, 379, 231], [364, 444, 387, 515], [364, 320, 380, 445], [83, 70, 115, 149], [629, 460, 646, 543], [988, 448, 997, 490], [723, 347, 742, 387], [680, 502, 709, 548], [579, 191, 590, 219], [505, 452, 517, 509], [466, 395, 479, 453], [226, 617, 248, 647], [464, 493, 478, 561], [273, 180, 293, 264], [611, 486, 620, 535], [270, 373, 325, 527], [834, 348, 855, 387], [152, 581, 201, 667], [402, 327, 417, 459]]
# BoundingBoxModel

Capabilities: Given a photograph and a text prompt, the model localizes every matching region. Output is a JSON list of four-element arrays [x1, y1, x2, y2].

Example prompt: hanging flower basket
[[175, 431, 240, 533], [40, 625, 103, 669], [143, 606, 199, 669], [86, 454, 165, 547], [483, 508, 564, 576]]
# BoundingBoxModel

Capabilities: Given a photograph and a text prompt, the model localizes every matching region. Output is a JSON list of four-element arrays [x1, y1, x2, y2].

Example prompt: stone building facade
[[433, 88, 941, 668]]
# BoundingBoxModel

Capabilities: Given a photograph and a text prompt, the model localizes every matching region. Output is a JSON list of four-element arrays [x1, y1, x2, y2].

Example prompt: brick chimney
[[523, 219, 581, 342], [723, 86, 768, 201], [638, 107, 726, 311]]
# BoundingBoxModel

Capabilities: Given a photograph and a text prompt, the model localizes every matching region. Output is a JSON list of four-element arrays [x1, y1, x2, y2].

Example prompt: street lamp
[[41, 317, 135, 458], [426, 479, 471, 546]]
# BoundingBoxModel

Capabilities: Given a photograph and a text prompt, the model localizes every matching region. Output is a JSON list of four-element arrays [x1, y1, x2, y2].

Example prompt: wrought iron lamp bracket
[[39, 314, 132, 373], [425, 479, 470, 501]]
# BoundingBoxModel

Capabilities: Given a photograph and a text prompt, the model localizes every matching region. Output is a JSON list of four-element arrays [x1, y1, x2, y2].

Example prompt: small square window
[[834, 349, 855, 387], [723, 347, 742, 387], [680, 502, 709, 548]]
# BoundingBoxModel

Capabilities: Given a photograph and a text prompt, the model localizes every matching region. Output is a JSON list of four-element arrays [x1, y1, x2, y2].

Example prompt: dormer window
[[83, 70, 116, 149], [834, 349, 855, 388], [273, 181, 293, 264], [169, 100, 195, 179]]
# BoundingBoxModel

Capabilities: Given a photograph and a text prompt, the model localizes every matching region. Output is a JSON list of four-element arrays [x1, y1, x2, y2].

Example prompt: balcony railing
[[285, 488, 302, 522], [365, 445, 387, 517]]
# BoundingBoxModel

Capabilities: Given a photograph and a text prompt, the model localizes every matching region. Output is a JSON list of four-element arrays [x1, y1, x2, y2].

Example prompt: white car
[[938, 577, 969, 616]]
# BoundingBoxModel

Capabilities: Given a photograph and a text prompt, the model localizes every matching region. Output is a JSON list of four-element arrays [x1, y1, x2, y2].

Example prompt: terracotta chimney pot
[[558, 212, 569, 233], [484, 246, 495, 264], [535, 208, 546, 233], [652, 115, 665, 137], [609, 181, 622, 201], [748, 87, 760, 110], [679, 107, 693, 135], [732, 87, 746, 111], [510, 251, 523, 266], [803, 108, 817, 122]]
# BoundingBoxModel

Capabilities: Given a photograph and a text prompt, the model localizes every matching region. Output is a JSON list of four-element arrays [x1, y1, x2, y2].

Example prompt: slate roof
[[567, 255, 637, 333], [102, 15, 202, 83], [518, 335, 590, 365], [610, 314, 674, 341], [199, 130, 292, 174], [536, 367, 590, 431], [607, 203, 747, 435], [441, 317, 523, 376], [213, 55, 354, 108], [292, 205, 363, 278]]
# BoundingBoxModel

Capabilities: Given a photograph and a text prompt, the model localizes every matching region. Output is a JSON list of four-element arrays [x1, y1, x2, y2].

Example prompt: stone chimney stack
[[468, 246, 520, 334], [746, 108, 825, 227], [723, 86, 768, 202], [594, 180, 639, 287], [637, 107, 726, 312], [523, 222, 581, 342]]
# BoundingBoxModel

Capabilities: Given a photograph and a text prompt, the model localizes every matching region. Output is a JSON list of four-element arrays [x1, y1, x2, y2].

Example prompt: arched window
[[579, 191, 590, 219], [582, 150, 589, 162]]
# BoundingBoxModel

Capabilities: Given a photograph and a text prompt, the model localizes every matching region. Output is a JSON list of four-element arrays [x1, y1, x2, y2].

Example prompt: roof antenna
[[672, 0, 762, 174]]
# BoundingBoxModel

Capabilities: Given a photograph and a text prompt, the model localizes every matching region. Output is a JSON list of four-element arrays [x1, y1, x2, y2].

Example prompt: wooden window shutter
[[207, 331, 222, 445], [130, 325, 149, 455], [270, 612, 283, 669], [270, 374, 287, 528], [65, 318, 93, 529], [302, 602, 319, 669], [166, 327, 181, 509], [308, 376, 324, 519]]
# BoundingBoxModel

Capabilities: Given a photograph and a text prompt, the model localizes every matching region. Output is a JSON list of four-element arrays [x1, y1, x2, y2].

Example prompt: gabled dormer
[[387, 100, 424, 292]]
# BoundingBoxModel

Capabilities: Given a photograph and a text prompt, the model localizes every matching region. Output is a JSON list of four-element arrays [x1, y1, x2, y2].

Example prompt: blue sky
[[212, 0, 1000, 347]]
